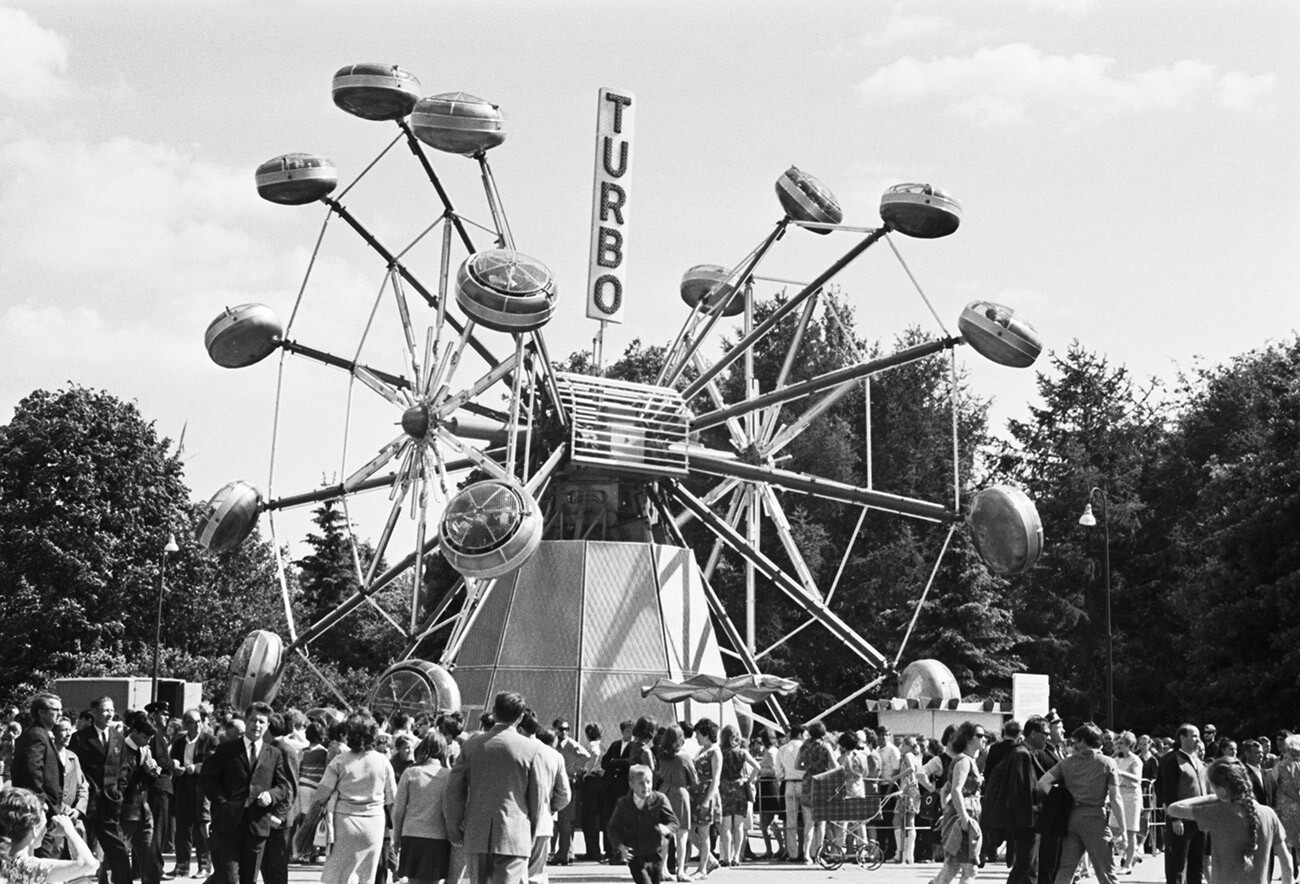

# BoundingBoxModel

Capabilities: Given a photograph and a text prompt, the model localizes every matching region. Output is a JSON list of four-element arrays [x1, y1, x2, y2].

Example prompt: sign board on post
[[1012, 673, 1051, 724], [586, 87, 634, 324]]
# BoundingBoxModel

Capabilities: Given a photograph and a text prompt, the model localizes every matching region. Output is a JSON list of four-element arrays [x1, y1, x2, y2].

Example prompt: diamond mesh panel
[[453, 571, 517, 667], [449, 668, 494, 717], [497, 541, 584, 668], [581, 670, 667, 731], [582, 543, 667, 672], [488, 668, 580, 726]]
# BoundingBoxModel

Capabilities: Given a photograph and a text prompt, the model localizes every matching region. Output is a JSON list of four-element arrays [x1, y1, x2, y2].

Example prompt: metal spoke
[[354, 365, 408, 408], [665, 481, 888, 668], [687, 445, 951, 522], [757, 484, 823, 601], [434, 348, 522, 419], [343, 435, 408, 492]]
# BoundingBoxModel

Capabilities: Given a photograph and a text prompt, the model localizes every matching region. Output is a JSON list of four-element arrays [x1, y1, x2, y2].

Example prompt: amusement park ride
[[199, 63, 1044, 729]]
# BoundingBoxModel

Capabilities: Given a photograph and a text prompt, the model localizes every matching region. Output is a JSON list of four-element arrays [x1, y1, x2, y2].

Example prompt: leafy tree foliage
[[294, 499, 406, 674], [1160, 339, 1300, 733], [0, 387, 189, 698], [993, 343, 1165, 726]]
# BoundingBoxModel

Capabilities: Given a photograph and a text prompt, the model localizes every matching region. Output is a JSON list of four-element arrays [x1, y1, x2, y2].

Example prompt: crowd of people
[[0, 691, 1297, 884]]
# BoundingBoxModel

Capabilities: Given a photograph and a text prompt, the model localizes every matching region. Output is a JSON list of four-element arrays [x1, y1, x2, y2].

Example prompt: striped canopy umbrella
[[640, 673, 799, 725]]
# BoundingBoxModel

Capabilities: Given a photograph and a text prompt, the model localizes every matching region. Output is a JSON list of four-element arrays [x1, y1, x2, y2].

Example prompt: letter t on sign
[[586, 88, 635, 325]]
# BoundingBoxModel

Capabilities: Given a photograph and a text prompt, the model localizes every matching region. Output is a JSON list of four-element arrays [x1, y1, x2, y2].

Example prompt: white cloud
[[858, 43, 1276, 127], [861, 13, 953, 48], [0, 6, 69, 102], [1028, 0, 1096, 17]]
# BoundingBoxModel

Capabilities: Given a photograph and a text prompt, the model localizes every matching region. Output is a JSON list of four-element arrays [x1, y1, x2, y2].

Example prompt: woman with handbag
[[929, 722, 986, 884], [1037, 723, 1126, 884]]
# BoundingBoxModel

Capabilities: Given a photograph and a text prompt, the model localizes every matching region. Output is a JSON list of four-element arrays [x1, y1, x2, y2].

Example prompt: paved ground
[[276, 848, 1168, 884]]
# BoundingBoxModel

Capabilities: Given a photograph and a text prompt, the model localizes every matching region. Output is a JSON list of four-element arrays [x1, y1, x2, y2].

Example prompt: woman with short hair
[[1170, 758, 1292, 884], [392, 731, 452, 884], [0, 786, 99, 884], [311, 712, 398, 884], [929, 721, 985, 884], [716, 725, 758, 866], [1110, 731, 1143, 871], [1038, 723, 1125, 884], [689, 719, 722, 878], [655, 725, 698, 882]]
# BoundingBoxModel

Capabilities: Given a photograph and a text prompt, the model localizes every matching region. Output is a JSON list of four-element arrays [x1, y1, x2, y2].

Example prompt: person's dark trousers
[[627, 855, 664, 884], [90, 811, 135, 884], [983, 825, 1007, 865], [580, 773, 607, 860], [879, 795, 897, 860], [173, 777, 209, 873], [123, 810, 161, 884], [1007, 828, 1039, 884], [151, 792, 173, 871], [209, 829, 267, 884], [1164, 820, 1204, 884], [1036, 833, 1061, 884], [260, 825, 292, 884], [554, 775, 579, 862]]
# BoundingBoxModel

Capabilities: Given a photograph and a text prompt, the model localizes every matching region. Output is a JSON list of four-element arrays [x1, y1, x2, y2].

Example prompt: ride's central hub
[[402, 403, 431, 440]]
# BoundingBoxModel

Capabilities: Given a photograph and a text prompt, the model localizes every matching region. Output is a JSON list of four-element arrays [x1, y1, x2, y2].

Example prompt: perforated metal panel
[[556, 373, 689, 477], [582, 543, 667, 672], [497, 542, 584, 668], [453, 572, 517, 667], [583, 670, 666, 731], [488, 668, 580, 726]]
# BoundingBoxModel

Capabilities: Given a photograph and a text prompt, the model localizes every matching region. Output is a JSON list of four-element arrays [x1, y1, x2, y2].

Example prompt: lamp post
[[1078, 489, 1112, 728], [152, 533, 180, 703]]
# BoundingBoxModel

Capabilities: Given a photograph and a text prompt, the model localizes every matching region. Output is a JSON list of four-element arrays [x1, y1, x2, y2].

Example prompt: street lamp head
[[1078, 504, 1097, 527], [164, 533, 179, 553]]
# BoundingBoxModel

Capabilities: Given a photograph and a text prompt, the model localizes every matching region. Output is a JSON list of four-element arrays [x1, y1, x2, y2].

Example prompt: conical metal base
[[448, 540, 735, 729]]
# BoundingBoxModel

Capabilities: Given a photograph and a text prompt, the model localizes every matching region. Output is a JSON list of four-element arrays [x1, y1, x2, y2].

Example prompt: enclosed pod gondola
[[255, 153, 338, 206], [331, 63, 422, 121], [680, 264, 742, 316], [880, 183, 962, 238], [205, 304, 283, 369], [776, 166, 843, 234], [411, 92, 507, 156]]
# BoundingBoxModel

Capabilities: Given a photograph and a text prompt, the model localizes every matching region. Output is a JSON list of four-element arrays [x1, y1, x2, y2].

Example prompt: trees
[[294, 499, 406, 674], [993, 343, 1167, 726], [0, 386, 190, 698], [1159, 339, 1300, 733]]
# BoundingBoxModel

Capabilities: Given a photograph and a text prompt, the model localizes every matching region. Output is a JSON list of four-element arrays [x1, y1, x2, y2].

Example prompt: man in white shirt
[[877, 726, 901, 860], [774, 724, 806, 861], [551, 718, 589, 865]]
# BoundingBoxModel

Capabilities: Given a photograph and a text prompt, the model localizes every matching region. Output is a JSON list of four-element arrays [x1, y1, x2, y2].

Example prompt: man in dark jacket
[[120, 711, 162, 884], [607, 764, 678, 884], [201, 702, 294, 884], [170, 708, 218, 878], [12, 691, 65, 857], [70, 695, 133, 884], [980, 719, 1023, 866], [144, 701, 176, 878], [983, 715, 1050, 884], [1034, 711, 1067, 884], [1157, 724, 1208, 884]]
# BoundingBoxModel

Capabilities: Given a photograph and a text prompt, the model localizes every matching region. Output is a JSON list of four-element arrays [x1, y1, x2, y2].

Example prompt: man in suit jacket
[[70, 695, 133, 884], [142, 702, 176, 879], [445, 692, 548, 884], [1034, 711, 1067, 884], [518, 713, 571, 884], [979, 719, 1023, 866], [1158, 724, 1208, 884], [259, 712, 301, 884], [120, 711, 163, 884], [170, 708, 218, 877], [12, 691, 65, 857], [201, 703, 293, 884], [600, 721, 634, 864], [983, 716, 1049, 884], [1241, 740, 1270, 805]]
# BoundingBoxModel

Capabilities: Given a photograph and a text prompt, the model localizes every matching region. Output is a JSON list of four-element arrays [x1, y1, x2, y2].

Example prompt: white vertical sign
[[1012, 673, 1051, 724], [586, 87, 634, 323]]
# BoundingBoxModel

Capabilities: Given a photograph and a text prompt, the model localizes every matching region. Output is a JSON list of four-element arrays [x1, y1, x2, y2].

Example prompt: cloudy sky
[[1, 1, 1295, 559]]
